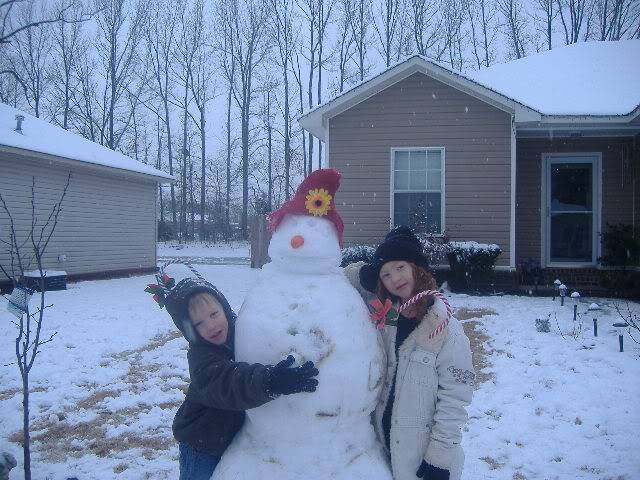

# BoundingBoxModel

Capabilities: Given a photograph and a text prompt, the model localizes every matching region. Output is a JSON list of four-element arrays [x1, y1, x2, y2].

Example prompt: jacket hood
[[165, 277, 237, 346]]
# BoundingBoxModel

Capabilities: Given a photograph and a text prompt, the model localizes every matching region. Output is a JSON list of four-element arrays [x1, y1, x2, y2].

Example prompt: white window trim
[[389, 147, 446, 236], [540, 152, 602, 268]]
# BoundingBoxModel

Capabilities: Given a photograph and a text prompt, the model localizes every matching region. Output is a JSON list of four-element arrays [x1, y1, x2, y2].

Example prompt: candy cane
[[397, 290, 452, 339]]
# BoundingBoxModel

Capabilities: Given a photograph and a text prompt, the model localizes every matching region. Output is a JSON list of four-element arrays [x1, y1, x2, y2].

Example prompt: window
[[392, 148, 444, 234]]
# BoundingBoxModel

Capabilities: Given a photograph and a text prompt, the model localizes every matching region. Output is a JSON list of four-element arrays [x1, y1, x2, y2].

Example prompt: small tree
[[0, 174, 70, 480]]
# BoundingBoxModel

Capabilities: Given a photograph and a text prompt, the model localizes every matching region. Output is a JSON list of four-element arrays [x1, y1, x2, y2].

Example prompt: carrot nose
[[290, 235, 305, 249]]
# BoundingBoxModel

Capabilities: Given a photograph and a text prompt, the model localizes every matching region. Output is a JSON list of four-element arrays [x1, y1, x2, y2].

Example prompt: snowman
[[213, 169, 392, 480]]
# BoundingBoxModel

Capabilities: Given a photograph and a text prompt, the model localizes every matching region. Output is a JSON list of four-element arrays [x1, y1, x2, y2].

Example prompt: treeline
[[1, 0, 638, 241]]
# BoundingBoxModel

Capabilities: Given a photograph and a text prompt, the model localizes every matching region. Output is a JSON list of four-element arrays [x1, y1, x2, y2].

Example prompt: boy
[[163, 277, 319, 480]]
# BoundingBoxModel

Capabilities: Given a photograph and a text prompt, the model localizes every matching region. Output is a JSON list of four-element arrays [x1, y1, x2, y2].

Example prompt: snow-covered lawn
[[1, 264, 639, 479], [157, 241, 250, 259]]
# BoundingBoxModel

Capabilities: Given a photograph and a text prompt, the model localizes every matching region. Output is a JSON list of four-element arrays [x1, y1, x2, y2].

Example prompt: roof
[[469, 40, 640, 117], [299, 40, 640, 140], [0, 103, 174, 182]]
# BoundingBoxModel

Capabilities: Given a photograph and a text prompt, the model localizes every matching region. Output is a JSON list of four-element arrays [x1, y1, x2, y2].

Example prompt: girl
[[345, 226, 474, 480]]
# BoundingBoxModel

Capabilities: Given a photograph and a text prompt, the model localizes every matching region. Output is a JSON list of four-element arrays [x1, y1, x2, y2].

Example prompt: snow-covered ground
[[157, 241, 250, 260], [1, 263, 639, 479]]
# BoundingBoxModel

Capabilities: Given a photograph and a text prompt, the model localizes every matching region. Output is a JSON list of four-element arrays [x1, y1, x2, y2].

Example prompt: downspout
[[510, 115, 517, 269]]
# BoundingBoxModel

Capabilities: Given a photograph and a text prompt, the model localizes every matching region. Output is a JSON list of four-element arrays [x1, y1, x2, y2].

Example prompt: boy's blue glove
[[266, 355, 319, 396], [416, 460, 450, 480]]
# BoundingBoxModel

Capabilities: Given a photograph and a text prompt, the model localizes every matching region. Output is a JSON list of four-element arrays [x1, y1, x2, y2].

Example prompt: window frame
[[389, 146, 446, 236]]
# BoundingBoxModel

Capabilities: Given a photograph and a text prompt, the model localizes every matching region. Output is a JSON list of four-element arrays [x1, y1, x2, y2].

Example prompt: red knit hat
[[268, 168, 344, 246]]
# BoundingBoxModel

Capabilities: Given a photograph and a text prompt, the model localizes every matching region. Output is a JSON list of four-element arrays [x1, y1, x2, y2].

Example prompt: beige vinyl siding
[[0, 152, 157, 280], [329, 72, 512, 266], [515, 136, 637, 264]]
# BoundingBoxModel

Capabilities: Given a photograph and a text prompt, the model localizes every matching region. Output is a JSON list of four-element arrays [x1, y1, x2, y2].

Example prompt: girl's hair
[[187, 292, 218, 320], [375, 262, 437, 320]]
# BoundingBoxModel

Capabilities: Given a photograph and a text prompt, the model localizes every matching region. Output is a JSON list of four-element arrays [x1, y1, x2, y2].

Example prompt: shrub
[[598, 224, 640, 268], [416, 232, 450, 266], [340, 245, 375, 267], [447, 241, 502, 292]]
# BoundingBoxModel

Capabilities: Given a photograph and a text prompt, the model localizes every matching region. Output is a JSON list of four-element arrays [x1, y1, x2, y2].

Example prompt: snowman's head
[[268, 214, 342, 273]]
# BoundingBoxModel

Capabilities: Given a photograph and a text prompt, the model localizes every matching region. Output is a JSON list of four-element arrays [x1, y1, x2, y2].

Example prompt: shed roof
[[0, 103, 174, 182]]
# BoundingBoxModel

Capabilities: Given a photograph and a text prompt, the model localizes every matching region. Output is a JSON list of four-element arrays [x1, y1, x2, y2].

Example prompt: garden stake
[[573, 304, 577, 322], [619, 334, 624, 352], [593, 318, 597, 337]]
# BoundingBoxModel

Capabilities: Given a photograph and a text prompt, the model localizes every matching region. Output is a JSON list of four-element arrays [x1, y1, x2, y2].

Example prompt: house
[[0, 104, 173, 289], [299, 41, 639, 280]]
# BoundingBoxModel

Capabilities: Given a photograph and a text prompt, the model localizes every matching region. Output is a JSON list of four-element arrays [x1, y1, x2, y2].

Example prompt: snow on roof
[[0, 103, 174, 181], [469, 40, 640, 116]]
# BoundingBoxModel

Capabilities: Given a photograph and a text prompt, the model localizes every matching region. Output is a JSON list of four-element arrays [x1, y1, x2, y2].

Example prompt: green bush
[[340, 245, 375, 267], [447, 241, 502, 292], [599, 224, 640, 268]]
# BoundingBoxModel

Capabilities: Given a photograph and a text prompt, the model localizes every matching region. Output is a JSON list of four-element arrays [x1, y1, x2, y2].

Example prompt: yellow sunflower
[[305, 188, 332, 216]]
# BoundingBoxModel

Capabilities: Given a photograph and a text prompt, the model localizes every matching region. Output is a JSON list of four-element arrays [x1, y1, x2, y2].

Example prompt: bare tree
[[534, 0, 557, 49], [187, 0, 215, 241], [496, 0, 528, 58], [410, 0, 447, 60], [556, 0, 592, 44], [260, 80, 278, 209], [346, 0, 371, 81], [333, 0, 356, 92], [220, 0, 269, 239], [94, 0, 144, 149], [595, 0, 640, 39], [467, 0, 497, 67], [373, 0, 403, 67], [297, 0, 320, 175], [72, 45, 100, 142], [315, 0, 334, 168], [50, 0, 83, 128], [0, 0, 77, 46], [5, 1, 52, 117], [292, 50, 308, 175], [0, 174, 70, 480], [269, 0, 295, 198], [146, 0, 182, 237], [175, 3, 200, 242], [442, 0, 466, 70]]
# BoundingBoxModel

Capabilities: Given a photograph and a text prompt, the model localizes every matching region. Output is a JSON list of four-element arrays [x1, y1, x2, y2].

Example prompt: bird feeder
[[559, 284, 567, 306], [613, 322, 629, 352], [571, 291, 580, 321], [6, 284, 34, 319], [553, 279, 562, 301], [588, 303, 600, 336]]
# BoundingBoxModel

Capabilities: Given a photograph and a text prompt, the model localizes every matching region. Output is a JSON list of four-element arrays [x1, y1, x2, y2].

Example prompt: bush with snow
[[447, 241, 502, 293], [340, 244, 375, 266]]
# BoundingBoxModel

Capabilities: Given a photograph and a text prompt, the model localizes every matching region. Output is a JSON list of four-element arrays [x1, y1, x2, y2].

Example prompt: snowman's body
[[213, 215, 392, 480]]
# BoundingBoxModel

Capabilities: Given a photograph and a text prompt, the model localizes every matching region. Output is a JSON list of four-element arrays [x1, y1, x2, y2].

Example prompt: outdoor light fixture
[[553, 279, 562, 301], [559, 284, 567, 306], [571, 291, 580, 322], [613, 322, 629, 352], [588, 303, 600, 337]]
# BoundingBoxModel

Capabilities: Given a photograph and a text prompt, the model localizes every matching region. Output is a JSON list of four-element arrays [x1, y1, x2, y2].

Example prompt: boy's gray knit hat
[[164, 277, 236, 344]]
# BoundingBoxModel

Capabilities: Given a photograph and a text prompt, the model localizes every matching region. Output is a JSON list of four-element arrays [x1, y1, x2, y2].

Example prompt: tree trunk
[[200, 104, 206, 241], [22, 374, 31, 480], [226, 81, 232, 238], [283, 56, 291, 199]]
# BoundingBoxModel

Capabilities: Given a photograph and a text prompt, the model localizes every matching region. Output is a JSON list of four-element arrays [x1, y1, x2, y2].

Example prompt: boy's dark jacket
[[166, 280, 273, 456]]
